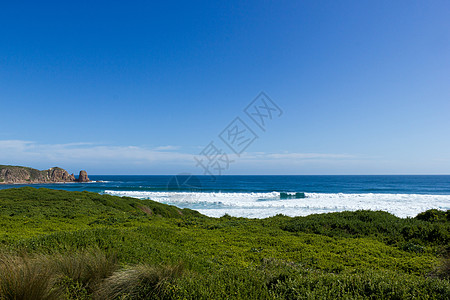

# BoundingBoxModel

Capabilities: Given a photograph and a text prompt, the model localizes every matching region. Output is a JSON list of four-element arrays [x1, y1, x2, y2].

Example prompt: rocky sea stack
[[78, 170, 90, 182], [0, 165, 91, 184]]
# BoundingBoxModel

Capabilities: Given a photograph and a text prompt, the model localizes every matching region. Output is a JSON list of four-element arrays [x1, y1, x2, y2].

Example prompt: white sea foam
[[103, 190, 450, 218]]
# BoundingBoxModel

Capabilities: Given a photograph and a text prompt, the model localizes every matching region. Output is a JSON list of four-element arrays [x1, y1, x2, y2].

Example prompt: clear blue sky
[[1, 1, 449, 175]]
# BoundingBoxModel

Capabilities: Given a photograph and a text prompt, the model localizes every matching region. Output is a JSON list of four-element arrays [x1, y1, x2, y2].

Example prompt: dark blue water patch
[[279, 192, 306, 199], [1, 175, 450, 195]]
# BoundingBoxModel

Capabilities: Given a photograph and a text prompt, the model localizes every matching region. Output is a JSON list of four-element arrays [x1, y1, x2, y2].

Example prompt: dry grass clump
[[0, 249, 118, 299], [94, 263, 184, 299], [0, 254, 62, 300], [435, 256, 450, 279], [52, 249, 118, 290], [0, 249, 183, 299]]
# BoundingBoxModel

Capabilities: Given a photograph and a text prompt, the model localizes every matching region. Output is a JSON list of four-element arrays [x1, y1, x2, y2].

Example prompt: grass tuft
[[94, 263, 184, 299], [52, 249, 118, 293], [0, 254, 62, 300]]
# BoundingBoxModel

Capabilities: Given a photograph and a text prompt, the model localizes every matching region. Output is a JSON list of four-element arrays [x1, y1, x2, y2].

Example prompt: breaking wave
[[103, 190, 450, 218]]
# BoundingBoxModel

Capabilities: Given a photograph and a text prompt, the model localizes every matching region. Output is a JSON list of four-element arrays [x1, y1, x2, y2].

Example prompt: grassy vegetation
[[0, 187, 449, 299]]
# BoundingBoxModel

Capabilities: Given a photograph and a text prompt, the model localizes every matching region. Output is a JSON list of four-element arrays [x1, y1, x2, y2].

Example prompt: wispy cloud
[[153, 145, 180, 151], [0, 140, 33, 150], [0, 140, 192, 170], [241, 152, 356, 160], [0, 140, 362, 174]]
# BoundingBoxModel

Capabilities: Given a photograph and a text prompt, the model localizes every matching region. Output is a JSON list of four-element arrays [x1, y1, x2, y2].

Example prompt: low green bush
[[0, 188, 448, 299]]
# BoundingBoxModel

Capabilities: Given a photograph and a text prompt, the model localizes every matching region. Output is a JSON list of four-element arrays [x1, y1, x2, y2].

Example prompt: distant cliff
[[0, 165, 90, 184]]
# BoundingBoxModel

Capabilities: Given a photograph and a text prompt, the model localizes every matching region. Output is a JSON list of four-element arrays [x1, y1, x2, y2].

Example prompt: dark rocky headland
[[0, 165, 90, 184]]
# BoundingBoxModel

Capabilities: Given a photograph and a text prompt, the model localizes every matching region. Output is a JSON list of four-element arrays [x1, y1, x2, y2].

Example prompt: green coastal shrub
[[266, 270, 450, 299], [280, 210, 450, 249], [0, 188, 449, 299], [416, 209, 450, 223]]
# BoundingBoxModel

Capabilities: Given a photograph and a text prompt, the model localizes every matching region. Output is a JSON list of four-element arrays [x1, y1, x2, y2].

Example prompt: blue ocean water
[[1, 175, 449, 218]]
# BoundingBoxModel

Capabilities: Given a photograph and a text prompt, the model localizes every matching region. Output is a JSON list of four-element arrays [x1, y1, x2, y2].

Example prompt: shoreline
[[0, 181, 92, 185]]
